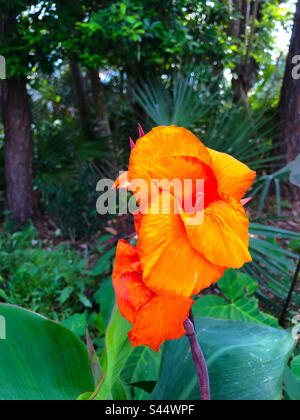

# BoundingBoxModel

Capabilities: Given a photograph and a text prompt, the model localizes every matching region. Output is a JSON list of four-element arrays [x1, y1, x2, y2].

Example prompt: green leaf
[[291, 355, 300, 378], [193, 270, 278, 328], [284, 357, 300, 401], [247, 224, 300, 310], [119, 2, 127, 17], [150, 317, 295, 401], [86, 326, 103, 387], [0, 289, 9, 302], [250, 223, 300, 240], [62, 313, 87, 337], [111, 378, 128, 400], [88, 307, 133, 400], [94, 278, 116, 326], [90, 307, 162, 400], [78, 293, 92, 308], [129, 381, 157, 394], [89, 312, 106, 336], [77, 391, 94, 401], [90, 248, 116, 277], [289, 154, 300, 187], [122, 346, 162, 385], [135, 76, 218, 128], [289, 239, 300, 254], [58, 285, 74, 304], [121, 346, 162, 400], [0, 304, 94, 400]]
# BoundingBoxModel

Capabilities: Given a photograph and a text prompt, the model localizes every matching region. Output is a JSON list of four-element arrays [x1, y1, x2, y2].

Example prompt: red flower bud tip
[[130, 137, 135, 150], [138, 123, 145, 138], [241, 197, 253, 206]]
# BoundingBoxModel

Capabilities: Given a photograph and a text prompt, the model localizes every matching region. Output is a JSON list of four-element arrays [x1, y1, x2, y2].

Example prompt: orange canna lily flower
[[114, 126, 256, 299], [112, 239, 193, 352]]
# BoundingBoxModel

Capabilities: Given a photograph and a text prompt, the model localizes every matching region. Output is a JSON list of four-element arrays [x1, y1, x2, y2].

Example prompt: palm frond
[[252, 157, 299, 219], [245, 223, 300, 317], [135, 76, 218, 128], [135, 76, 279, 174]]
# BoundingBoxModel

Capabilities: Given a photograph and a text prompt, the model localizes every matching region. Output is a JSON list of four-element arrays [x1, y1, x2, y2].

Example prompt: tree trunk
[[278, 0, 300, 163], [1, 77, 37, 225], [229, 0, 259, 106], [88, 68, 112, 138], [69, 60, 94, 139]]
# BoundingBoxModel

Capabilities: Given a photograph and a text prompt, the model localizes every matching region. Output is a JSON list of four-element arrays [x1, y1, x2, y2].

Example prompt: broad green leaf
[[221, 270, 258, 297], [285, 354, 300, 400], [291, 355, 300, 378], [193, 270, 278, 328], [111, 378, 129, 400], [284, 365, 300, 401], [129, 381, 157, 394], [151, 317, 295, 401], [87, 306, 162, 400], [77, 391, 94, 401], [88, 306, 133, 400], [0, 304, 94, 400], [121, 346, 162, 400], [122, 346, 162, 385]]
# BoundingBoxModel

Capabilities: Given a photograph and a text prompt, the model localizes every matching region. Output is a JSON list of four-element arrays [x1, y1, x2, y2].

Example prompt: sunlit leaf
[[0, 304, 94, 400], [151, 317, 295, 401]]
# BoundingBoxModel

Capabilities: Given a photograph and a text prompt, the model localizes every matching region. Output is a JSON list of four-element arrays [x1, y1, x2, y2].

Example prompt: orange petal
[[133, 126, 212, 162], [138, 192, 225, 297], [112, 240, 140, 279], [128, 126, 213, 191], [128, 295, 193, 352], [193, 258, 226, 295], [133, 209, 143, 235], [155, 156, 219, 209], [113, 171, 131, 190], [112, 240, 152, 324], [208, 148, 256, 201], [183, 200, 252, 269]]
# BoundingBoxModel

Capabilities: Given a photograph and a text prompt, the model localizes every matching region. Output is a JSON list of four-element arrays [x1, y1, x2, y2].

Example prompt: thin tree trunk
[[230, 0, 242, 37], [278, 0, 300, 164], [69, 60, 94, 138], [230, 0, 259, 106], [88, 68, 112, 138], [115, 70, 124, 138], [1, 77, 38, 225]]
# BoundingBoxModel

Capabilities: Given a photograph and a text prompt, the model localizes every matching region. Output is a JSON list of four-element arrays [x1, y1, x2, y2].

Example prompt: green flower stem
[[184, 316, 211, 401]]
